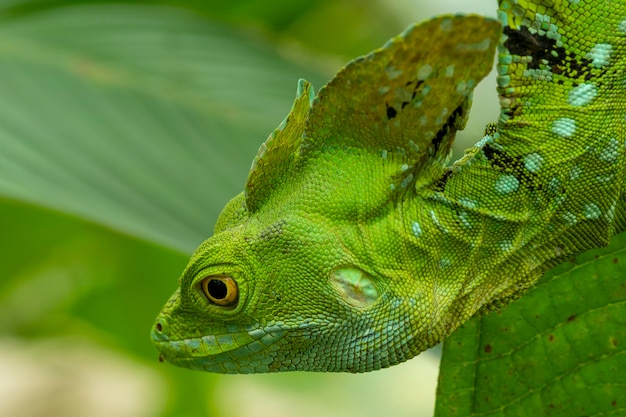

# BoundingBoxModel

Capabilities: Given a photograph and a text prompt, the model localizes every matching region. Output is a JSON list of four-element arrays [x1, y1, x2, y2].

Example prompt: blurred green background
[[0, 1, 499, 416]]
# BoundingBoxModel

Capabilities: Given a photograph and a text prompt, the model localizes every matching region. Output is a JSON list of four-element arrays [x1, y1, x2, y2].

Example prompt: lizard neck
[[333, 191, 546, 353]]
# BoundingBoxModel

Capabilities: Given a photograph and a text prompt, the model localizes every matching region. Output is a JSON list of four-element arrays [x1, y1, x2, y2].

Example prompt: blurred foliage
[[1, 0, 407, 61], [0, 1, 331, 253]]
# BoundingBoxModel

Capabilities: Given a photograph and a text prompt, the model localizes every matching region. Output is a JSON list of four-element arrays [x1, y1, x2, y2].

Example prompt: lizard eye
[[201, 276, 238, 307]]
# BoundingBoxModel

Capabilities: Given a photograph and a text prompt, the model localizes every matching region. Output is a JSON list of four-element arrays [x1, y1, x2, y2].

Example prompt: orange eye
[[201, 276, 238, 307]]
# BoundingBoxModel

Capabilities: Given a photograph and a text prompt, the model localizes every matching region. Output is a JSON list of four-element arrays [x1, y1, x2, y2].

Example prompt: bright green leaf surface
[[435, 232, 626, 417]]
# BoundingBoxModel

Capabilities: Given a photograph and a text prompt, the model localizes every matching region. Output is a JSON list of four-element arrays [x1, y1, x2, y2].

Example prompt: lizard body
[[152, 0, 626, 373]]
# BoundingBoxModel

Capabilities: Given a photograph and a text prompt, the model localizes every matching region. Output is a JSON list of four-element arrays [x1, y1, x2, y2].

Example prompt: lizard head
[[152, 192, 434, 373], [152, 15, 500, 373]]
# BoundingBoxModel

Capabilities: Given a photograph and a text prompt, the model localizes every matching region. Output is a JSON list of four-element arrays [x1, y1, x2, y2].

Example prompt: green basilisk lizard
[[152, 0, 626, 373]]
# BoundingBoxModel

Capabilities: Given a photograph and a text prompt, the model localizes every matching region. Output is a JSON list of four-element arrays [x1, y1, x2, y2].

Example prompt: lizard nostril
[[156, 322, 163, 332]]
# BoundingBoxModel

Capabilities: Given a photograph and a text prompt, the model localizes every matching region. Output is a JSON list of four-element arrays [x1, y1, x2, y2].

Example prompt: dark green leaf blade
[[435, 231, 626, 417]]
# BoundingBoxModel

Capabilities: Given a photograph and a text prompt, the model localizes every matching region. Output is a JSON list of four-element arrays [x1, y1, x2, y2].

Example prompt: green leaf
[[0, 3, 327, 254], [435, 231, 626, 417]]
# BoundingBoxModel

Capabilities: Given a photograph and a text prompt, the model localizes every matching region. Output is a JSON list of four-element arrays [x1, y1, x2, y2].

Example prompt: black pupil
[[207, 279, 228, 299]]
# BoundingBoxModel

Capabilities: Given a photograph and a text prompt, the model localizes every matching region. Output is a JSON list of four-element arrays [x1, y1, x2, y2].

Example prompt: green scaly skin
[[152, 0, 626, 373]]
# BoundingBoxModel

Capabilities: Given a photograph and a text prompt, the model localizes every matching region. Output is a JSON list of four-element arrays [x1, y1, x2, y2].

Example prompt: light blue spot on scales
[[475, 134, 493, 149], [584, 203, 601, 219], [458, 197, 478, 209], [552, 117, 576, 137], [562, 212, 577, 226], [456, 79, 475, 96], [569, 165, 583, 180], [430, 210, 449, 233], [411, 221, 422, 237], [498, 239, 513, 252], [495, 175, 519, 194], [436, 107, 449, 125], [606, 201, 617, 222], [439, 259, 452, 268], [568, 83, 597, 106], [417, 64, 433, 80], [599, 138, 620, 163], [385, 65, 403, 80], [587, 43, 613, 68], [523, 153, 544, 173], [458, 211, 472, 229]]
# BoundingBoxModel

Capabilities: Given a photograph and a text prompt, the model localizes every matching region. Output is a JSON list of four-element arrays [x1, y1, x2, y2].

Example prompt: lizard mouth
[[151, 319, 289, 372], [151, 319, 261, 357]]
